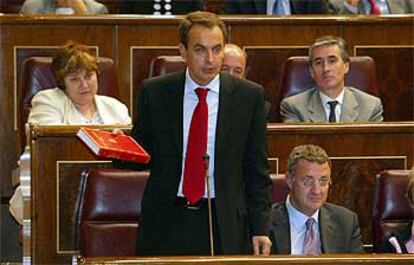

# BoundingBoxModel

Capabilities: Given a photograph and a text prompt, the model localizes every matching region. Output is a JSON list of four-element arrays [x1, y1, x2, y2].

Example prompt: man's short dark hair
[[309, 35, 349, 64], [287, 144, 331, 175], [179, 11, 227, 48]]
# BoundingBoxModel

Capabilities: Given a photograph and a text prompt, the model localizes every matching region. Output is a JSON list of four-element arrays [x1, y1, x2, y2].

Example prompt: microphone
[[203, 154, 209, 170], [203, 153, 214, 256]]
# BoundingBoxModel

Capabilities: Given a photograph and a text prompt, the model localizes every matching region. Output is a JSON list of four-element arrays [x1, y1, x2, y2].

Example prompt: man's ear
[[309, 65, 315, 80], [285, 172, 293, 190], [178, 43, 187, 63], [344, 61, 350, 74]]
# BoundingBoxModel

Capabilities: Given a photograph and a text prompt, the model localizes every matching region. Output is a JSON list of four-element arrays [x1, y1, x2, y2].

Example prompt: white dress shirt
[[319, 89, 345, 122], [177, 68, 220, 198], [286, 195, 321, 254]]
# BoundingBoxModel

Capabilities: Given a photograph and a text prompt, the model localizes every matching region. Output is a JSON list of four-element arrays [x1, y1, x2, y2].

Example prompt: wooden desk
[[75, 254, 414, 265], [23, 122, 414, 264]]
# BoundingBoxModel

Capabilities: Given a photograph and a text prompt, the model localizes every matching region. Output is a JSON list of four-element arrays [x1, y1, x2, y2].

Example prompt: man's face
[[179, 25, 224, 86], [310, 44, 349, 95], [286, 159, 331, 216], [222, 49, 246, 79]]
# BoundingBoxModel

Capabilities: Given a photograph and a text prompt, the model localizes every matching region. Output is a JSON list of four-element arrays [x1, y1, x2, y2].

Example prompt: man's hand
[[56, 0, 88, 14], [111, 128, 125, 136], [252, 235, 272, 255]]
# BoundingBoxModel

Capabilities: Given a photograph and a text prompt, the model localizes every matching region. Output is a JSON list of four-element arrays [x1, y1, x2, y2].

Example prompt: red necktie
[[183, 88, 209, 204], [368, 0, 381, 14]]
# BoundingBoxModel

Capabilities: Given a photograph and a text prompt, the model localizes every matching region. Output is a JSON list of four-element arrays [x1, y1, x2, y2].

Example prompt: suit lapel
[[272, 204, 292, 254], [165, 72, 185, 156], [308, 89, 326, 122], [215, 74, 236, 160], [254, 0, 267, 13], [319, 206, 336, 253], [340, 88, 359, 122]]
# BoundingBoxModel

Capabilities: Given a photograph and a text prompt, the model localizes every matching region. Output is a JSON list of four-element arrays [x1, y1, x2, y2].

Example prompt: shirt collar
[[319, 88, 345, 107], [286, 195, 320, 231], [184, 68, 220, 95]]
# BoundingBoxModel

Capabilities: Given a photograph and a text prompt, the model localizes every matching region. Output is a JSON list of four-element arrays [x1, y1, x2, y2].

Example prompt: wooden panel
[[355, 47, 414, 121], [25, 122, 414, 264], [244, 47, 308, 122], [1, 15, 413, 198]]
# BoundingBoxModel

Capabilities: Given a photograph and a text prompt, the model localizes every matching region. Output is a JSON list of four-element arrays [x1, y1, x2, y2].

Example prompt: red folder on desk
[[77, 127, 150, 163]]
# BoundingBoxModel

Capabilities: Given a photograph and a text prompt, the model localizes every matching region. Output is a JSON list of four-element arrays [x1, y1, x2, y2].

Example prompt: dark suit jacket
[[130, 71, 272, 254], [383, 221, 413, 253], [224, 0, 333, 14], [120, 0, 203, 14], [269, 202, 364, 254]]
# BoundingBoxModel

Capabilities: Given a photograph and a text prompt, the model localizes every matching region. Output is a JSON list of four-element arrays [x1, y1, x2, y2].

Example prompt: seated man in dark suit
[[222, 43, 271, 120], [269, 144, 364, 254], [383, 165, 414, 253], [120, 0, 203, 15], [280, 35, 383, 122], [224, 0, 333, 15]]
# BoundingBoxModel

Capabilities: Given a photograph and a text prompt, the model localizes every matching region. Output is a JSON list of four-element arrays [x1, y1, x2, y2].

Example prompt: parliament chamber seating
[[0, 0, 24, 13], [77, 169, 289, 257], [277, 56, 378, 121], [373, 169, 413, 253], [18, 56, 120, 149], [148, 55, 186, 78], [77, 169, 149, 257]]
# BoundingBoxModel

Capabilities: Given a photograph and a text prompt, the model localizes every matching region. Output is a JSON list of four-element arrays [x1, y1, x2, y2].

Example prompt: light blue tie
[[273, 0, 291, 15]]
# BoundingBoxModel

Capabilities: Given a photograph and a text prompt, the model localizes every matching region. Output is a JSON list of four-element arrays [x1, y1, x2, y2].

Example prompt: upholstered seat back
[[78, 170, 288, 257], [279, 56, 378, 99], [277, 56, 378, 122], [18, 56, 120, 148], [270, 174, 289, 203], [78, 168, 149, 257], [373, 169, 412, 252], [148, 55, 186, 78]]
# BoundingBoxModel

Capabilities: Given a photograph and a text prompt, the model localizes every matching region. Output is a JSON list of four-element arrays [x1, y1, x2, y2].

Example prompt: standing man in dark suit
[[126, 11, 272, 256], [269, 144, 364, 254], [120, 0, 203, 15], [224, 0, 333, 15]]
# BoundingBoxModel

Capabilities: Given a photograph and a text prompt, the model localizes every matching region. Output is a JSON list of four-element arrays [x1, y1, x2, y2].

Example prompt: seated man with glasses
[[269, 144, 364, 254]]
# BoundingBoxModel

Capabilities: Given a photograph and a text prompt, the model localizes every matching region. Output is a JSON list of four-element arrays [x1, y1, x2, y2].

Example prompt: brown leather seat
[[78, 168, 149, 257], [77, 169, 288, 256], [270, 174, 289, 203], [373, 169, 412, 253], [0, 0, 24, 13], [277, 56, 378, 122], [18, 56, 120, 149], [148, 55, 186, 78]]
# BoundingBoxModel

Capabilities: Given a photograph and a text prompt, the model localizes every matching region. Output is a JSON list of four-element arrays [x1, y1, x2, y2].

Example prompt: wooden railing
[[74, 254, 414, 265], [22, 122, 414, 264]]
